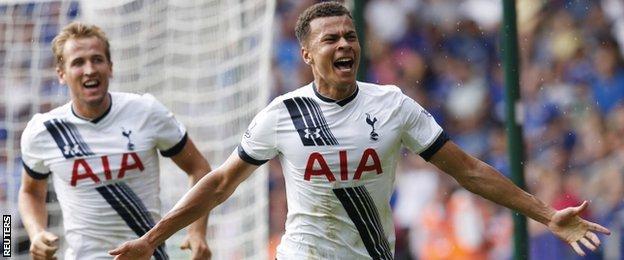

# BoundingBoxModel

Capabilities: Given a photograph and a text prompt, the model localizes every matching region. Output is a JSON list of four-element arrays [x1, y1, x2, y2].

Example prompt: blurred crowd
[[269, 0, 624, 259]]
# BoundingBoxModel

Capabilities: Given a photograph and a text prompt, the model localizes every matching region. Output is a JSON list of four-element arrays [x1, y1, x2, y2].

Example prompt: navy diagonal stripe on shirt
[[333, 187, 392, 259], [344, 187, 392, 259], [303, 97, 338, 145], [57, 119, 92, 157], [43, 120, 72, 159], [51, 119, 83, 156], [353, 186, 393, 258], [97, 184, 168, 260], [284, 97, 339, 146], [114, 183, 168, 260], [283, 98, 315, 146], [299, 97, 334, 145], [96, 185, 146, 236], [293, 97, 326, 145], [63, 119, 95, 156], [117, 183, 152, 221], [112, 184, 155, 227], [44, 118, 94, 158]]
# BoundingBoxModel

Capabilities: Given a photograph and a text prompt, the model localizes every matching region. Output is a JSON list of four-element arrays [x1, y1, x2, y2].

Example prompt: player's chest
[[276, 105, 401, 152], [50, 150, 154, 187], [276, 106, 401, 180], [42, 118, 154, 159], [41, 119, 157, 186]]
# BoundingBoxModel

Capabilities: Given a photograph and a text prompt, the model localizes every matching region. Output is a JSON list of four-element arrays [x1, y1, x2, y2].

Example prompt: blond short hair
[[51, 22, 111, 69]]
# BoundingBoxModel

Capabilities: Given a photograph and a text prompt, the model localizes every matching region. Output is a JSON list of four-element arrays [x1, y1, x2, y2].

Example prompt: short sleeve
[[400, 95, 447, 160], [21, 115, 52, 179], [142, 94, 187, 157], [238, 100, 280, 165]]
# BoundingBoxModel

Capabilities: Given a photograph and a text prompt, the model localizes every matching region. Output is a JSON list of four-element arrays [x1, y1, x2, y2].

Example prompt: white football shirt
[[239, 82, 448, 260], [21, 92, 186, 260]]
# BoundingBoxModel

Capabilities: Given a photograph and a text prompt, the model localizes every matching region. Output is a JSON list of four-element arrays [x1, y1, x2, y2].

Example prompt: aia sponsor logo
[[70, 152, 144, 186], [304, 148, 382, 181]]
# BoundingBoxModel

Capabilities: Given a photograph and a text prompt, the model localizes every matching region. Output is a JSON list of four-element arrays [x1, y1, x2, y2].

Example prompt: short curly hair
[[295, 1, 352, 46], [52, 22, 111, 69]]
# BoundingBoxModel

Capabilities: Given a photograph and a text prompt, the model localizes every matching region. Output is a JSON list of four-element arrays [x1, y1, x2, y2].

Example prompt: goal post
[[0, 0, 274, 259]]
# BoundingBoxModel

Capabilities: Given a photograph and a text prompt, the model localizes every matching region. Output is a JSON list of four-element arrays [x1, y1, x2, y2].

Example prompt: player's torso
[[45, 115, 158, 189], [41, 97, 159, 189], [276, 89, 402, 187], [275, 83, 402, 259], [33, 93, 164, 240]]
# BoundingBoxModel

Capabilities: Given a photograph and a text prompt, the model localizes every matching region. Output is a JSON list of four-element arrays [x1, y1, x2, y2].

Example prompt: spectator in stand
[[589, 35, 624, 114]]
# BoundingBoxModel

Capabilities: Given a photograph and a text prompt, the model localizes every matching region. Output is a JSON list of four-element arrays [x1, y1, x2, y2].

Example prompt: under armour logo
[[303, 127, 321, 139], [365, 113, 379, 141], [122, 127, 135, 151], [63, 144, 82, 157], [244, 122, 257, 139]]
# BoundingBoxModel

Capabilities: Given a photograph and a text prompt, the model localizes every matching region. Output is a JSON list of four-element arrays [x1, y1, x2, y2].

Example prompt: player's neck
[[314, 80, 356, 101], [72, 94, 111, 121]]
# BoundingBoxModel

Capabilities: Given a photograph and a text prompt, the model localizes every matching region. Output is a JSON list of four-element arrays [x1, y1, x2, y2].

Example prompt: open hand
[[548, 201, 611, 256]]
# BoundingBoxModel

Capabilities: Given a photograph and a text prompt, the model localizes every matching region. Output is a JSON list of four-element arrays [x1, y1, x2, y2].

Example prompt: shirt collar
[[71, 93, 112, 123], [312, 83, 359, 107]]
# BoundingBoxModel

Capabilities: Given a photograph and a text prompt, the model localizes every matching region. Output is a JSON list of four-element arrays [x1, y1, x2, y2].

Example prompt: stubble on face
[[58, 36, 112, 117]]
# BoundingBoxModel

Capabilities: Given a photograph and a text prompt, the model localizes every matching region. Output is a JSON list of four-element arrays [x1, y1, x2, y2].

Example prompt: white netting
[[0, 0, 274, 259]]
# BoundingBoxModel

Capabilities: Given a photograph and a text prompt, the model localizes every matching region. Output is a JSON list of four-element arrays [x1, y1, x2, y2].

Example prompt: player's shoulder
[[109, 91, 169, 116], [110, 91, 157, 107], [358, 82, 403, 98], [22, 102, 71, 145], [358, 81, 403, 95], [23, 113, 49, 139]]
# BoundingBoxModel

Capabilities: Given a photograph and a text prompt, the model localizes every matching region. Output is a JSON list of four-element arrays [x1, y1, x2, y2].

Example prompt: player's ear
[[301, 46, 313, 65], [56, 66, 66, 85]]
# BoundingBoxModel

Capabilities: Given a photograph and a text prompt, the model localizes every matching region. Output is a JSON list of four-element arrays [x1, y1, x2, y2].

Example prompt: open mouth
[[83, 79, 100, 89], [333, 57, 354, 72]]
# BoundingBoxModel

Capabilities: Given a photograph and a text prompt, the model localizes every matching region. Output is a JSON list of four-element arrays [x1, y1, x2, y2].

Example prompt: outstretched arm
[[110, 152, 259, 259], [170, 138, 212, 259], [429, 141, 610, 256]]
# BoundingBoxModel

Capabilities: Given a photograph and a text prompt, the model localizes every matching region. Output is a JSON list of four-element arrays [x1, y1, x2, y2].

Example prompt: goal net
[[0, 0, 274, 259]]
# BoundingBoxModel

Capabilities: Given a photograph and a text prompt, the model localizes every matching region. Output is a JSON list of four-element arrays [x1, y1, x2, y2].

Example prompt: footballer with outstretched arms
[[111, 2, 610, 259]]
